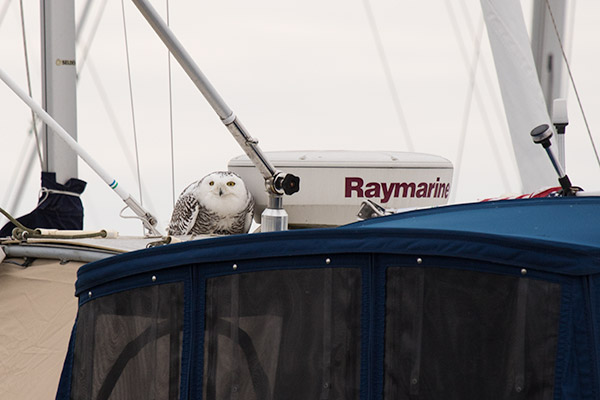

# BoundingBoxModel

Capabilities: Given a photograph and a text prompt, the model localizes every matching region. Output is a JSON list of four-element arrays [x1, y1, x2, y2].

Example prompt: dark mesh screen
[[203, 268, 361, 400], [71, 283, 184, 400], [384, 267, 561, 400]]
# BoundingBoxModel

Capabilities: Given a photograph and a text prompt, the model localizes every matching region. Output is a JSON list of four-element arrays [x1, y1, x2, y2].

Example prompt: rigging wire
[[74, 0, 145, 186], [166, 0, 176, 208], [543, 0, 600, 169], [75, 1, 156, 213], [120, 0, 144, 207], [1, 136, 36, 219], [75, 0, 94, 40], [86, 59, 143, 189], [457, 0, 510, 140], [445, 0, 513, 198], [450, 16, 485, 202], [7, 143, 37, 217], [18, 0, 43, 170], [0, 0, 11, 28], [361, 0, 414, 152], [76, 0, 108, 77], [86, 58, 156, 214]]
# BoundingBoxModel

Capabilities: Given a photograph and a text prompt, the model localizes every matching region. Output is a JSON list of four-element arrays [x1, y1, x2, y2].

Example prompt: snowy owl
[[167, 171, 254, 236]]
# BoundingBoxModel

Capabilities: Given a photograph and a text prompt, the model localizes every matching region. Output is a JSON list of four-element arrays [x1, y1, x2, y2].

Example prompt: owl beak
[[219, 188, 223, 196]]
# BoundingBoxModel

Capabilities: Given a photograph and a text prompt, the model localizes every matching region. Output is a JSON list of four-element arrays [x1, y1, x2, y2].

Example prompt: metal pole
[[40, 0, 78, 184], [552, 98, 568, 171], [0, 66, 160, 235], [531, 0, 568, 113], [130, 0, 279, 187], [2, 244, 115, 262], [131, 0, 300, 232]]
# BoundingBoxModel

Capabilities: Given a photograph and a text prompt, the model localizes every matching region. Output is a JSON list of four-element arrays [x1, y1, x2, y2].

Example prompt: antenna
[[530, 124, 575, 196]]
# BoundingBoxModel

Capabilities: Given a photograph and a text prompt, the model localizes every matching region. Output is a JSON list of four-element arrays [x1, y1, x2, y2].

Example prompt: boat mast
[[531, 0, 568, 114], [40, 0, 78, 185]]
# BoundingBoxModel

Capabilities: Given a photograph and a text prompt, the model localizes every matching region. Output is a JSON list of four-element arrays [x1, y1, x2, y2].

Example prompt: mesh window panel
[[71, 283, 184, 400], [384, 267, 561, 400], [203, 268, 361, 400]]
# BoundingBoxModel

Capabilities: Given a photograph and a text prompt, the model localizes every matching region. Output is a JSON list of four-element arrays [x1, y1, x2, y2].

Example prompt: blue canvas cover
[[0, 172, 86, 237], [57, 196, 600, 399], [348, 196, 600, 249]]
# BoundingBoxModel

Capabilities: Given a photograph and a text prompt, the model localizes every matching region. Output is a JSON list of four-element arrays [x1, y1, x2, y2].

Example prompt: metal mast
[[40, 0, 78, 184], [531, 0, 568, 114]]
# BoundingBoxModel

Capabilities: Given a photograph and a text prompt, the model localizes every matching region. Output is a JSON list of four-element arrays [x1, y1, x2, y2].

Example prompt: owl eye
[[227, 181, 236, 187], [209, 181, 214, 186]]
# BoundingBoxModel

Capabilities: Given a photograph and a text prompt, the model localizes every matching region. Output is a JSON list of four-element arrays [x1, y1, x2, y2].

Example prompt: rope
[[120, 0, 144, 208], [0, 205, 108, 241], [166, 0, 176, 208], [17, 230, 108, 240], [37, 187, 80, 208], [544, 0, 600, 169], [361, 0, 414, 152], [0, 205, 35, 236], [19, 0, 43, 170]]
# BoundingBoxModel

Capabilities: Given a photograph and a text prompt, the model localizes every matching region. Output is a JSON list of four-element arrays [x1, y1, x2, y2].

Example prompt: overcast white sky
[[0, 0, 598, 235]]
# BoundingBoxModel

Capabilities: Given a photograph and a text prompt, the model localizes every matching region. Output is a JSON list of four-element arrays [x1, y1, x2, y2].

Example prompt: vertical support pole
[[552, 98, 568, 170], [531, 0, 568, 113], [41, 0, 78, 184]]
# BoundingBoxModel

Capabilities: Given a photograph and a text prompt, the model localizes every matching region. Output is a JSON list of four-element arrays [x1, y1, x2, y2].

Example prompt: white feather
[[167, 171, 254, 236]]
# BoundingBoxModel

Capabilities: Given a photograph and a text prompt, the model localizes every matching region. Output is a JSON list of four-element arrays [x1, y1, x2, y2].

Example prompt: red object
[[481, 187, 562, 202]]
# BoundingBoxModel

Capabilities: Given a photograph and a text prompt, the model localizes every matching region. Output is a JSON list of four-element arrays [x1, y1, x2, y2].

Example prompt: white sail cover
[[480, 0, 557, 191], [0, 259, 80, 400]]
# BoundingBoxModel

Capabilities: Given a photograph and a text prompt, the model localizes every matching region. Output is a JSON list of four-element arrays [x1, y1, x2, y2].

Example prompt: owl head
[[195, 171, 251, 213]]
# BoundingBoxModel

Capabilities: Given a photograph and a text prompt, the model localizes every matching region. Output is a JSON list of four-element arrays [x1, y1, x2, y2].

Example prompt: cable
[[0, 205, 107, 240], [120, 0, 144, 208], [19, 0, 43, 170], [445, 0, 514, 197], [544, 0, 600, 170], [74, 3, 155, 212], [75, 0, 94, 40], [0, 136, 36, 221], [457, 0, 509, 138], [76, 0, 108, 78], [361, 0, 414, 152], [83, 57, 157, 214], [5, 140, 37, 217], [0, 0, 11, 29], [166, 0, 176, 208], [76, 1, 158, 223], [451, 17, 484, 202]]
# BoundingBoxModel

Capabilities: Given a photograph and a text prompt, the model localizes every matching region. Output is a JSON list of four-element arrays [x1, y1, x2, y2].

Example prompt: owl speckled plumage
[[167, 171, 254, 236]]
